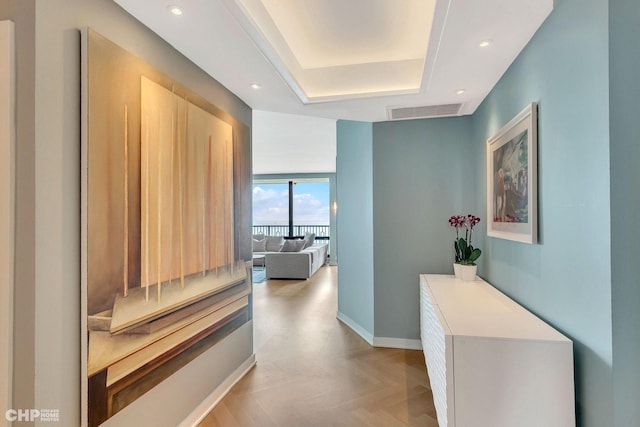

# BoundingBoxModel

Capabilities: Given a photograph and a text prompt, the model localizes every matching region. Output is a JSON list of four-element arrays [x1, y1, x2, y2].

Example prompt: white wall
[[253, 110, 336, 174], [0, 0, 36, 415], [0, 20, 14, 426]]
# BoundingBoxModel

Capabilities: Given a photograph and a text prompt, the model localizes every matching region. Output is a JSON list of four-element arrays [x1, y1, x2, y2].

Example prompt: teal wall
[[372, 118, 472, 339], [336, 121, 374, 336], [470, 0, 612, 425], [609, 0, 640, 425], [332, 0, 636, 425]]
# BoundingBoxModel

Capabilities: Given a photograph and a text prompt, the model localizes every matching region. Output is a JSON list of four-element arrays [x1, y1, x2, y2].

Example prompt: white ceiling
[[252, 111, 337, 174], [224, 0, 437, 102], [242, 0, 435, 69], [113, 0, 553, 122]]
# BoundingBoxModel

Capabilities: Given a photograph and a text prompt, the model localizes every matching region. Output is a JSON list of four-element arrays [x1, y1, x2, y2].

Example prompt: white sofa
[[253, 235, 328, 280]]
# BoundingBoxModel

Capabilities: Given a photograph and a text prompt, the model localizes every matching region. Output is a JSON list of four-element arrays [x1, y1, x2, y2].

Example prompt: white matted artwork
[[0, 20, 15, 424], [486, 102, 538, 243]]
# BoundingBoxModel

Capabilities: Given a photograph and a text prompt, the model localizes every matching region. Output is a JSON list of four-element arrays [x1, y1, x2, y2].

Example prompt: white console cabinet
[[419, 274, 575, 427]]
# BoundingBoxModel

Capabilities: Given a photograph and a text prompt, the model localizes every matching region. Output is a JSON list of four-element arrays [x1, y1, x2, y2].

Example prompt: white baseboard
[[373, 336, 422, 350], [336, 311, 374, 345], [336, 312, 422, 350], [179, 353, 257, 427]]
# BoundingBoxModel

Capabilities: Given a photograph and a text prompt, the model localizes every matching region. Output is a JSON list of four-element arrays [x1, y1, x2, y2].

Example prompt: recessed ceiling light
[[168, 5, 183, 16], [479, 39, 492, 48], [456, 89, 466, 95], [250, 83, 262, 90]]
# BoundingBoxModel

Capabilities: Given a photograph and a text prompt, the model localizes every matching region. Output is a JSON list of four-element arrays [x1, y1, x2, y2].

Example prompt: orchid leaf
[[469, 248, 481, 263]]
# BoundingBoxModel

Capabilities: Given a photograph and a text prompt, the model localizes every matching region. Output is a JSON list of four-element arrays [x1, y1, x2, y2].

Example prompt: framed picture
[[486, 102, 538, 243]]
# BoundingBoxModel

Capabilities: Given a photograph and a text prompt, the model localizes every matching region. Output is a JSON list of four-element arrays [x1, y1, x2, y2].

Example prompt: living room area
[[250, 111, 337, 284], [251, 179, 333, 282]]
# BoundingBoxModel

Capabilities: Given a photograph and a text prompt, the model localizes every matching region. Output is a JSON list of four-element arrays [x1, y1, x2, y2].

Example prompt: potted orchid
[[448, 214, 481, 281]]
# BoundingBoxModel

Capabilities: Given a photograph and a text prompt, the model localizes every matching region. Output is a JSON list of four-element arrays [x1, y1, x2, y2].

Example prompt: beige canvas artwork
[[82, 30, 252, 427]]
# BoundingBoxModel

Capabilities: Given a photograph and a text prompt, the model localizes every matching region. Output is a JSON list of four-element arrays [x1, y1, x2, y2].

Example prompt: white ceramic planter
[[458, 264, 477, 281], [453, 263, 462, 279]]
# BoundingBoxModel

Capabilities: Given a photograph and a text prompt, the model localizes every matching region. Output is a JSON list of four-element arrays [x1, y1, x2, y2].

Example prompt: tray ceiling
[[113, 0, 553, 122]]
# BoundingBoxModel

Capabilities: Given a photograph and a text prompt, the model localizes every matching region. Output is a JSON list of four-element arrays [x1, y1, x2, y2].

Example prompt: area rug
[[252, 268, 266, 283]]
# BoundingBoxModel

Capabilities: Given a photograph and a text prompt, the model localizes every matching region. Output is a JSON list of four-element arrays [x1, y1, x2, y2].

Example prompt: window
[[253, 179, 329, 237], [252, 182, 289, 229]]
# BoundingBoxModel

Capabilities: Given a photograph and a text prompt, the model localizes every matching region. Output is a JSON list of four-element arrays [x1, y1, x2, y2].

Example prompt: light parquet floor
[[199, 265, 438, 427]]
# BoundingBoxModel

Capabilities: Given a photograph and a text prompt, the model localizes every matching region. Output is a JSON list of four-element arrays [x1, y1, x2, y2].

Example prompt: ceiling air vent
[[387, 103, 462, 120]]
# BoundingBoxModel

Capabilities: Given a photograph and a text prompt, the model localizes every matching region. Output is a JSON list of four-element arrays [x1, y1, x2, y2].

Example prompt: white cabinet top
[[420, 274, 570, 342]]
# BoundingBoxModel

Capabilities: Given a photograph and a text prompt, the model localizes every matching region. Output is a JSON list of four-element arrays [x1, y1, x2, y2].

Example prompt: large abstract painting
[[486, 103, 538, 243], [81, 29, 252, 426]]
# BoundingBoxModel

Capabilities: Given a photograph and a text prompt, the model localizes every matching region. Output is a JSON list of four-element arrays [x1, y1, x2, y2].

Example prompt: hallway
[[199, 266, 437, 426]]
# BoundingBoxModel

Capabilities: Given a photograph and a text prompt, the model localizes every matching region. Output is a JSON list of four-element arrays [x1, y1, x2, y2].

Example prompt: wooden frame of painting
[[486, 102, 538, 244], [81, 29, 252, 427]]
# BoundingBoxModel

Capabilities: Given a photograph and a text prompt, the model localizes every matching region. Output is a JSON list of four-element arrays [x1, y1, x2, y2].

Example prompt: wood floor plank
[[199, 266, 436, 426]]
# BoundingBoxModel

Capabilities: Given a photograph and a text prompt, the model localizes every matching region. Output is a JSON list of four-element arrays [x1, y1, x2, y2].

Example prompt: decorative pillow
[[252, 233, 265, 241], [280, 239, 305, 252], [302, 232, 316, 249], [252, 238, 266, 252], [265, 236, 284, 252]]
